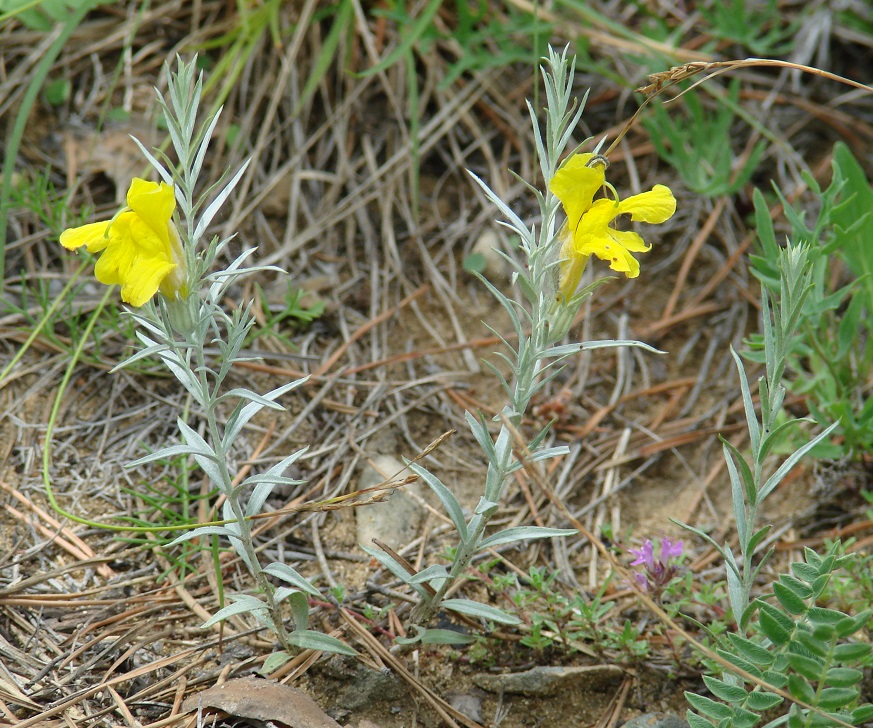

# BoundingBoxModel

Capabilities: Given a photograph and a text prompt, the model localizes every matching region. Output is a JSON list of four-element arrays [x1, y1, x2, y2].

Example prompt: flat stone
[[473, 664, 623, 697], [622, 713, 690, 728], [446, 691, 484, 723], [355, 455, 424, 551]]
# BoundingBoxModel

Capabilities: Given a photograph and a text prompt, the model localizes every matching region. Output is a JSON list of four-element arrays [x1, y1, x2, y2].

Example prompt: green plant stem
[[189, 330, 293, 651]]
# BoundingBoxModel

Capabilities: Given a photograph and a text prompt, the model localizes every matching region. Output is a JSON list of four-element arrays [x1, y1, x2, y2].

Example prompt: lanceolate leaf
[[441, 598, 520, 625], [478, 526, 576, 550], [408, 462, 468, 543], [202, 594, 268, 627], [287, 630, 357, 656]]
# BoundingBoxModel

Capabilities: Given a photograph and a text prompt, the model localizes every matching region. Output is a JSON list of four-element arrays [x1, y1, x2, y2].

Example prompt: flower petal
[[59, 220, 113, 252], [618, 184, 676, 224], [92, 213, 177, 306], [549, 153, 605, 230], [127, 178, 175, 246]]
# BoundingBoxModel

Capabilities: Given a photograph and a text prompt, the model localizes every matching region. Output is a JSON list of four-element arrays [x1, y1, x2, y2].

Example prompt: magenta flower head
[[628, 536, 684, 597]]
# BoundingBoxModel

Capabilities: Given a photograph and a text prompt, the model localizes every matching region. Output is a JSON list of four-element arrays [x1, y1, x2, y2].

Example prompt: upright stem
[[185, 323, 294, 650]]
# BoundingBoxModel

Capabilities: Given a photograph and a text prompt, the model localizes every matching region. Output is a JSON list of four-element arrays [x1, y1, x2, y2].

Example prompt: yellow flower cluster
[[60, 179, 186, 307], [550, 153, 676, 299]]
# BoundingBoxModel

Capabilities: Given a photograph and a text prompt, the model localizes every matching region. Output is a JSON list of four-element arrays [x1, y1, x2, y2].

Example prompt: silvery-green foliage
[[678, 243, 870, 726], [121, 57, 353, 660], [685, 544, 872, 728], [675, 243, 837, 625], [376, 47, 659, 638]]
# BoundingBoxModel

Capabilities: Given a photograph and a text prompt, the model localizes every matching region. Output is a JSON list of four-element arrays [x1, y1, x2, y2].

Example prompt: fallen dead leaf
[[181, 676, 341, 728]]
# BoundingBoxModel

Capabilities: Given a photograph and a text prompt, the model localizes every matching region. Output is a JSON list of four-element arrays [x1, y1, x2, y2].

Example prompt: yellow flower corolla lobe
[[60, 178, 186, 307], [550, 153, 676, 299]]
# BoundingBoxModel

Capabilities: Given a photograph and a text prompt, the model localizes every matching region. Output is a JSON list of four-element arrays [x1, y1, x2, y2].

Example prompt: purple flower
[[629, 540, 655, 570], [660, 538, 684, 563], [628, 536, 684, 596]]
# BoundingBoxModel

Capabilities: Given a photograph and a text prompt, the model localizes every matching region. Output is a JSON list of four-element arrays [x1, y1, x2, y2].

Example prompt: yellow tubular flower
[[549, 153, 676, 299], [60, 178, 187, 307]]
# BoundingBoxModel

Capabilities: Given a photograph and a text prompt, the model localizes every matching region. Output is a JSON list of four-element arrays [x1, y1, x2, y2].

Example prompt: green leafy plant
[[748, 143, 873, 459], [686, 544, 873, 728], [363, 47, 671, 645], [56, 58, 355, 668], [679, 242, 873, 726]]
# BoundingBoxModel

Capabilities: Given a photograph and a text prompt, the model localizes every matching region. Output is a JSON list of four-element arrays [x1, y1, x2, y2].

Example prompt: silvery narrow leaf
[[128, 444, 203, 468], [525, 446, 570, 463], [465, 410, 496, 460], [191, 452, 225, 492], [474, 497, 499, 517], [538, 343, 582, 359], [178, 419, 224, 485], [161, 364, 207, 408], [725, 549, 745, 624], [284, 590, 309, 632], [115, 344, 169, 371], [478, 526, 576, 550], [406, 564, 450, 585], [263, 562, 321, 597], [274, 586, 303, 604], [194, 159, 250, 240], [246, 480, 278, 518], [130, 136, 174, 186], [129, 315, 167, 339], [580, 339, 663, 354], [242, 475, 300, 487], [261, 650, 292, 674], [216, 387, 289, 409], [176, 417, 215, 458], [168, 525, 236, 547], [441, 598, 521, 625], [723, 442, 749, 548], [224, 380, 308, 446], [359, 545, 429, 599], [191, 108, 223, 182], [468, 170, 530, 237], [288, 630, 357, 656], [731, 346, 760, 453], [408, 463, 468, 542], [243, 449, 307, 517], [671, 518, 729, 564], [396, 627, 474, 645], [202, 594, 269, 628], [759, 421, 838, 501]]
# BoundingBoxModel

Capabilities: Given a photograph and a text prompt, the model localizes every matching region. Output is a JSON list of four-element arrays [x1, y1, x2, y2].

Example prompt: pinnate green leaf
[[744, 690, 783, 711], [787, 673, 816, 704], [817, 687, 859, 711], [787, 652, 824, 680], [727, 634, 772, 666], [824, 667, 863, 688], [773, 581, 808, 615], [685, 693, 733, 721], [702, 676, 747, 703]]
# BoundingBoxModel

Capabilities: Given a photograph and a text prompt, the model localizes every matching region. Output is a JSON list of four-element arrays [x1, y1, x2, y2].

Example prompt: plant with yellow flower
[[57, 58, 353, 668], [364, 48, 677, 638]]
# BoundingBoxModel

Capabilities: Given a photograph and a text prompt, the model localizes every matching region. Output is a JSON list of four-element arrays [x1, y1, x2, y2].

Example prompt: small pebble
[[622, 712, 690, 728]]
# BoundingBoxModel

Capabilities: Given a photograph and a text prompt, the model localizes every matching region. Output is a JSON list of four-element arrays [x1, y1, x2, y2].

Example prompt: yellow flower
[[550, 153, 676, 299], [60, 178, 187, 307]]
